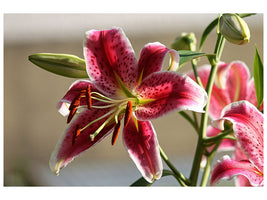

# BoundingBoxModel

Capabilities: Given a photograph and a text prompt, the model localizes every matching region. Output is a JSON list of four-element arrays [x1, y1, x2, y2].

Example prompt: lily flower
[[188, 61, 262, 120], [49, 27, 208, 183], [210, 101, 264, 186]]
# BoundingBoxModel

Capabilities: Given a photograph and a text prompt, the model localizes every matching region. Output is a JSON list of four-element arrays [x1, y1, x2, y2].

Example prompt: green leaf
[[199, 13, 256, 52], [253, 45, 264, 108], [28, 53, 88, 78], [130, 169, 177, 186], [178, 50, 215, 68]]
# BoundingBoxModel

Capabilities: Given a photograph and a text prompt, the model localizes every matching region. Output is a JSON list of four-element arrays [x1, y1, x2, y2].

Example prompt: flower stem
[[189, 33, 225, 186], [159, 145, 189, 186]]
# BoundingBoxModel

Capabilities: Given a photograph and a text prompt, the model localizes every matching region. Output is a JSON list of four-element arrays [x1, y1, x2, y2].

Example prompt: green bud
[[29, 53, 89, 78], [171, 32, 197, 51], [217, 13, 250, 45]]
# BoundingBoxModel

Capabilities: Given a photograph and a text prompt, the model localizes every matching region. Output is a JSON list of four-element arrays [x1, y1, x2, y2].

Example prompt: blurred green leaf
[[178, 50, 215, 68], [130, 169, 177, 186], [29, 53, 88, 78], [253, 45, 264, 108]]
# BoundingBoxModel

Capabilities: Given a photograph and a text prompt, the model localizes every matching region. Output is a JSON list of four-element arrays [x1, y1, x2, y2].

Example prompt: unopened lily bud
[[171, 32, 197, 51], [218, 13, 250, 45]]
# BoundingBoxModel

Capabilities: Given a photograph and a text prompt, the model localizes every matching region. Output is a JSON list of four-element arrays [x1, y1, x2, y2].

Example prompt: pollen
[[67, 107, 77, 123], [124, 101, 132, 127], [72, 125, 81, 146], [86, 85, 92, 109], [111, 120, 121, 146]]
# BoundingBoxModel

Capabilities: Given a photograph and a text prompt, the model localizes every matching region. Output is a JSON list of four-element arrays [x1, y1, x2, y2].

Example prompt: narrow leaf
[[29, 53, 88, 78], [178, 50, 215, 68], [253, 45, 264, 108]]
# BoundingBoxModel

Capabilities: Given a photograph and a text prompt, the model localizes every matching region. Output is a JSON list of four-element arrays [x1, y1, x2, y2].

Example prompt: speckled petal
[[215, 101, 264, 173], [122, 116, 162, 183], [135, 71, 207, 120], [210, 155, 263, 186], [57, 80, 100, 116], [49, 105, 115, 175], [84, 28, 138, 97], [137, 42, 179, 82]]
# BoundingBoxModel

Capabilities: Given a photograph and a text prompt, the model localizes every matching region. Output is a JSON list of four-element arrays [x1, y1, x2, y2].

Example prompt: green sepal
[[28, 53, 89, 78], [178, 50, 215, 68], [253, 45, 264, 108], [130, 169, 178, 186]]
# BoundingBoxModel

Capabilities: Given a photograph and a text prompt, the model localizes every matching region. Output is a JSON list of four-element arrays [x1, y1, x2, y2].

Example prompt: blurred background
[[4, 13, 263, 186]]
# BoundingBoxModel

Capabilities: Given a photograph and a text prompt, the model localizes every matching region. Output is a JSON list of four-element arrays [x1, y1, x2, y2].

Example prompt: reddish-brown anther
[[124, 101, 132, 127], [111, 120, 121, 146]]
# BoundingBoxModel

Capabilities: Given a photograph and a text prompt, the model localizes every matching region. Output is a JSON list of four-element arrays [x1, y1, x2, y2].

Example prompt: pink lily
[[188, 61, 262, 120], [49, 27, 208, 183], [210, 101, 264, 186]]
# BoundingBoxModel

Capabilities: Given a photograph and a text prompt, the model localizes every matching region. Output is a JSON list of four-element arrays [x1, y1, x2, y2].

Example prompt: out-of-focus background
[[4, 13, 263, 186]]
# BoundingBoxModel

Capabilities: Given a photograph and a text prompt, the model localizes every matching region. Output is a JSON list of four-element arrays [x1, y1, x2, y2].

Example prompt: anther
[[124, 101, 132, 127], [86, 85, 92, 109], [111, 120, 121, 146], [72, 125, 81, 146], [67, 107, 77, 123], [69, 93, 82, 111]]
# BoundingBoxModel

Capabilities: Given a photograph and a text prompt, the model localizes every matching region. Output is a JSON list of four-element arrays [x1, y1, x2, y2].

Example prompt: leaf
[[253, 45, 264, 108], [199, 13, 256, 52], [130, 169, 176, 186], [178, 50, 215, 68], [29, 53, 89, 78]]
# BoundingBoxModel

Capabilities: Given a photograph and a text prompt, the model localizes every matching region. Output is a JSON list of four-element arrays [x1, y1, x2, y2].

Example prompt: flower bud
[[218, 13, 250, 45], [171, 32, 197, 51]]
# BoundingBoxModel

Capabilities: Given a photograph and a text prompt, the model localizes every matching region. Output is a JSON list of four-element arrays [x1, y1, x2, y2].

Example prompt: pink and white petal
[[135, 71, 207, 120], [137, 42, 179, 82], [57, 80, 100, 116], [224, 61, 250, 102], [123, 116, 162, 183], [206, 126, 236, 152], [210, 155, 263, 186], [216, 101, 264, 172], [84, 28, 138, 97], [49, 106, 115, 175], [235, 175, 253, 186], [187, 64, 230, 119]]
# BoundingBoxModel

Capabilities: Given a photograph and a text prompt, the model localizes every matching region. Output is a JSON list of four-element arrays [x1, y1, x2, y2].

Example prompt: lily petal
[[215, 101, 264, 172], [188, 61, 251, 120], [137, 42, 179, 82], [135, 71, 207, 120], [49, 106, 115, 175], [122, 116, 162, 183], [210, 155, 263, 186], [57, 80, 100, 116], [84, 27, 138, 97]]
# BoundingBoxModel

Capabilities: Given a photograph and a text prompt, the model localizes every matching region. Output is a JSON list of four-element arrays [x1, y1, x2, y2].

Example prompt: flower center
[[68, 85, 138, 146]]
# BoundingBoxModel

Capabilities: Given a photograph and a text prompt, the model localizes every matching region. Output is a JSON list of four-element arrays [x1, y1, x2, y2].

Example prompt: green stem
[[189, 33, 225, 186], [179, 111, 199, 133], [159, 145, 190, 186], [200, 141, 221, 186]]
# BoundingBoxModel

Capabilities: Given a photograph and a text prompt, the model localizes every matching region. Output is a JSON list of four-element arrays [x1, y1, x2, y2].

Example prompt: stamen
[[86, 85, 92, 109], [124, 101, 132, 127], [67, 107, 77, 123], [88, 113, 115, 141], [111, 120, 121, 146], [69, 93, 82, 111], [72, 125, 81, 146]]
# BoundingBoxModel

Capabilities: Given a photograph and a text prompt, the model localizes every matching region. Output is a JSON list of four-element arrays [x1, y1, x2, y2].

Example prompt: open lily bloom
[[49, 27, 208, 183], [188, 61, 261, 120], [210, 101, 264, 186]]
